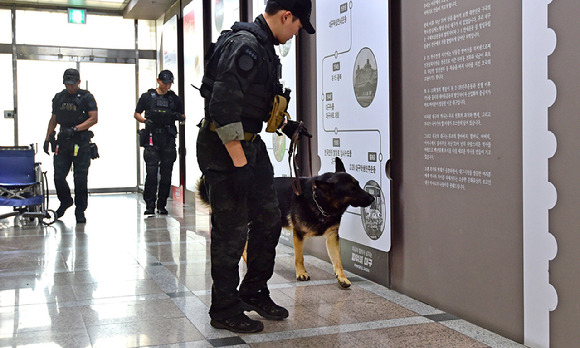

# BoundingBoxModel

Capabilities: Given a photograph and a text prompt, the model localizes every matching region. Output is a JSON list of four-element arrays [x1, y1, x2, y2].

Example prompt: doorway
[[16, 59, 138, 191]]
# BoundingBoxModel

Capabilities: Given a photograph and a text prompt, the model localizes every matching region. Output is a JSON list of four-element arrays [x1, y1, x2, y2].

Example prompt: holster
[[49, 131, 57, 152], [138, 129, 150, 147], [266, 94, 289, 133], [89, 143, 99, 159]]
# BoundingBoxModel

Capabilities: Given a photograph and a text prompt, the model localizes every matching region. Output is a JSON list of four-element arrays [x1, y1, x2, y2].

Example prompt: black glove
[[173, 112, 185, 122], [232, 164, 254, 197], [282, 120, 312, 139], [145, 118, 154, 127], [59, 126, 77, 139], [43, 140, 50, 155]]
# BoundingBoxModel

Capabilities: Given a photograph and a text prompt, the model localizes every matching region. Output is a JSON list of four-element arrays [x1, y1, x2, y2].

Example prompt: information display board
[[316, 0, 391, 257]]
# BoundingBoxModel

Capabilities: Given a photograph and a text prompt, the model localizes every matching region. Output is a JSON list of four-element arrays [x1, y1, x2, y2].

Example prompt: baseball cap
[[158, 70, 174, 83], [275, 0, 315, 34], [63, 68, 80, 84]]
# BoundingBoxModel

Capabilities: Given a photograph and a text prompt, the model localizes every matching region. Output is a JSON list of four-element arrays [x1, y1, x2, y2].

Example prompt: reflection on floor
[[0, 193, 525, 347]]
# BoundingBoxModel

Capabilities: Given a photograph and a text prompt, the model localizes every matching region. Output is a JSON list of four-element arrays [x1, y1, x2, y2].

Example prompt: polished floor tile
[[0, 193, 525, 347]]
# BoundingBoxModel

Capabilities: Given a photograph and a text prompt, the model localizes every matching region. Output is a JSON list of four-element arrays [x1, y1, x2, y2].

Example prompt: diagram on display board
[[316, 0, 390, 251]]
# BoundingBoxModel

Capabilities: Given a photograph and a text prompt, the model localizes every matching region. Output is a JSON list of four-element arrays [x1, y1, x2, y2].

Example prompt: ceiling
[[0, 0, 175, 19]]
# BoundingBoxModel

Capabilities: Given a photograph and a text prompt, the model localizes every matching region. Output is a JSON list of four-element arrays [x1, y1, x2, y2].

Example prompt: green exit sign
[[68, 8, 87, 24]]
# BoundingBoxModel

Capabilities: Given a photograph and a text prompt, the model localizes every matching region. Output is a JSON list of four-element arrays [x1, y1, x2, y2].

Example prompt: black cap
[[63, 68, 80, 84], [158, 70, 174, 84], [275, 0, 315, 34]]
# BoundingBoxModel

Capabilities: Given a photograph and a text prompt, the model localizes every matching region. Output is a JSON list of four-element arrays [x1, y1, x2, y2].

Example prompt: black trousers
[[197, 125, 282, 321], [143, 135, 177, 209], [53, 141, 91, 212]]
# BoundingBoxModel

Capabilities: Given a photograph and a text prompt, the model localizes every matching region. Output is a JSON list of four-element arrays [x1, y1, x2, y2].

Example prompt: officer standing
[[43, 68, 98, 223], [196, 0, 314, 333], [134, 70, 185, 215]]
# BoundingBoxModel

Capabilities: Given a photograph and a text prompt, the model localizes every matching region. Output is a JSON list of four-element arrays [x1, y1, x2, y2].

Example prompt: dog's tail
[[196, 176, 210, 207]]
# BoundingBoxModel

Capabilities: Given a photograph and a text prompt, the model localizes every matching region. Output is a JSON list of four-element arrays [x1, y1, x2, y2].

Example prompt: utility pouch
[[166, 126, 178, 138], [266, 94, 289, 133], [138, 129, 149, 147], [89, 143, 100, 159]]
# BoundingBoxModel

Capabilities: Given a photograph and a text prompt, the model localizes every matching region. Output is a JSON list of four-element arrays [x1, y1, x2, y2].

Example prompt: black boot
[[75, 209, 86, 223], [210, 313, 264, 333], [144, 205, 155, 215], [241, 295, 289, 320], [55, 200, 73, 219]]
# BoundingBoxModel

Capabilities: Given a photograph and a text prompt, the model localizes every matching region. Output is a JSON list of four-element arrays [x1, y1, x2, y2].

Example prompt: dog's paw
[[336, 276, 351, 288], [296, 272, 310, 281]]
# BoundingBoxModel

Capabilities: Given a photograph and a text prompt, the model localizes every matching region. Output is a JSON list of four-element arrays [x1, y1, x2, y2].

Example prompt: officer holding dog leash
[[134, 70, 185, 215], [43, 68, 99, 224], [196, 0, 314, 334]]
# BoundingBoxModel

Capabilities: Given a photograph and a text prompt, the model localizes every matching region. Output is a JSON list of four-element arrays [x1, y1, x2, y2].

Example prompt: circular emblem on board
[[361, 180, 385, 240]]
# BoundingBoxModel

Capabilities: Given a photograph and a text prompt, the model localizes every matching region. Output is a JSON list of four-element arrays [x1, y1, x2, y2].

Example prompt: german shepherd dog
[[197, 157, 375, 288]]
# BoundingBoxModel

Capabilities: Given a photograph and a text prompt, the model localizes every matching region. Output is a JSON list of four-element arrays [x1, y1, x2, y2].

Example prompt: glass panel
[[137, 59, 157, 187], [0, 54, 14, 146], [16, 10, 134, 49], [17, 60, 137, 191], [79, 62, 137, 189], [159, 16, 180, 188], [0, 9, 11, 44], [138, 20, 156, 50], [16, 60, 80, 189]]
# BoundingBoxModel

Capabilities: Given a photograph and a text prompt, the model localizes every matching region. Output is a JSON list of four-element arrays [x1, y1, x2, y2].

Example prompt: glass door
[[16, 60, 137, 190], [79, 62, 137, 189]]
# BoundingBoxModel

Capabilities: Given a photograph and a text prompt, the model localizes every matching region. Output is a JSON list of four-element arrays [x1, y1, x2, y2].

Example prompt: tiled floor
[[0, 193, 526, 347]]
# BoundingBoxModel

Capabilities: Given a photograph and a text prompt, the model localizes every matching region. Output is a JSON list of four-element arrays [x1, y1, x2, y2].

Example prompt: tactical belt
[[204, 119, 259, 142]]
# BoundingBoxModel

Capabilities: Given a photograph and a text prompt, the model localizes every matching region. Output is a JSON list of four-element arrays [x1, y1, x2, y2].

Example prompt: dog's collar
[[312, 184, 330, 217]]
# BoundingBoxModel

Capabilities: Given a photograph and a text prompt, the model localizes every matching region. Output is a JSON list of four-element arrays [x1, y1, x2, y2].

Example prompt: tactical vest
[[55, 90, 91, 127], [145, 89, 177, 126], [200, 21, 282, 122]]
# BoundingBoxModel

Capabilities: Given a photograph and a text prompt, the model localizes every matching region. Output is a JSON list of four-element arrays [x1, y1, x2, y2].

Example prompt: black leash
[[287, 121, 312, 196]]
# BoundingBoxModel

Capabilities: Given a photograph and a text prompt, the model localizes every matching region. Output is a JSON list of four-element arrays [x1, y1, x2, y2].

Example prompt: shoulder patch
[[237, 45, 258, 72]]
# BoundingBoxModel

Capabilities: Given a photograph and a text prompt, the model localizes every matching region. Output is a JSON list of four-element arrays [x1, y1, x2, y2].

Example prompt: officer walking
[[134, 70, 185, 215], [43, 68, 98, 223], [196, 0, 314, 333]]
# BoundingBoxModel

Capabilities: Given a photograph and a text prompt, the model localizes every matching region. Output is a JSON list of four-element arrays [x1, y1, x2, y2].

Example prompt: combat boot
[[75, 209, 86, 223], [55, 200, 73, 218], [210, 313, 264, 333], [241, 295, 289, 320], [144, 205, 155, 215]]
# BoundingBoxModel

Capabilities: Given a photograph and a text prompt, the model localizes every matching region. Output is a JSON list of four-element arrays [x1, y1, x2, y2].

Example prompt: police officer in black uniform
[[134, 70, 185, 215], [196, 0, 315, 334], [43, 68, 98, 223]]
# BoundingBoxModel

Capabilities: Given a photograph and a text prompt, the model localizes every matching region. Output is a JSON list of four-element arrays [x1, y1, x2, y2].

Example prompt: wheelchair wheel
[[41, 209, 57, 226]]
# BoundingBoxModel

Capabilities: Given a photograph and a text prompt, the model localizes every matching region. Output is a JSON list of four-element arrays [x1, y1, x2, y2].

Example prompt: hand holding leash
[[282, 120, 312, 140]]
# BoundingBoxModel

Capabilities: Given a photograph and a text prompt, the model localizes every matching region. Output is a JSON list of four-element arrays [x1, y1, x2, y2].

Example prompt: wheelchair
[[0, 145, 57, 226]]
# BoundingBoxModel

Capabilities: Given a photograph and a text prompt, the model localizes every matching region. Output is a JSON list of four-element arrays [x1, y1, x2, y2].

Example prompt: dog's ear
[[335, 157, 346, 173], [314, 179, 334, 193]]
